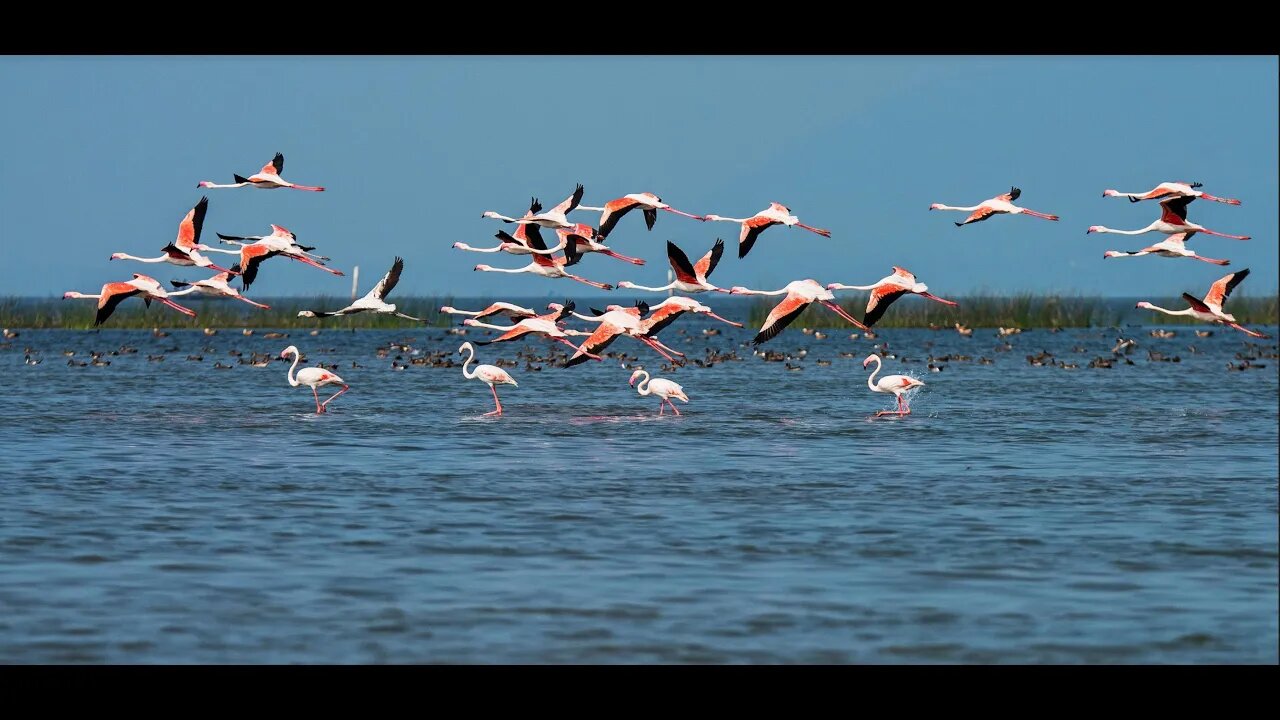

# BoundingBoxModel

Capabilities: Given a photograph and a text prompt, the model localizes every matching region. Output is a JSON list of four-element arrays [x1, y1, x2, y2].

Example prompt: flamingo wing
[[597, 197, 640, 238], [638, 305, 685, 337], [959, 206, 999, 226], [693, 238, 725, 280], [527, 197, 542, 215], [753, 293, 810, 345], [261, 152, 284, 175], [643, 208, 658, 230], [175, 196, 209, 249], [239, 244, 277, 291], [1160, 196, 1194, 223], [478, 323, 535, 345], [1181, 293, 1213, 314], [665, 241, 700, 284], [369, 256, 404, 300], [1203, 268, 1249, 311], [864, 286, 909, 327], [94, 284, 142, 326], [565, 321, 625, 366], [996, 187, 1021, 203], [549, 183, 584, 216], [739, 217, 777, 259]]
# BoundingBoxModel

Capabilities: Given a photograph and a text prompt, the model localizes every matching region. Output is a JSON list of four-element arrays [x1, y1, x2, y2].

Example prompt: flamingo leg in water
[[668, 398, 682, 416], [312, 386, 324, 414], [658, 400, 665, 416], [322, 384, 349, 410], [483, 385, 503, 416]]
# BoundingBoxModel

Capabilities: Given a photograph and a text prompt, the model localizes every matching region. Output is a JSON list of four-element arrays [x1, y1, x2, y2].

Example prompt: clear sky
[[2, 56, 1276, 299]]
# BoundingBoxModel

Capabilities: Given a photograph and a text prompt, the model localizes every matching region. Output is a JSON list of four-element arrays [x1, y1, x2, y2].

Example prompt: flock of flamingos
[[61, 152, 1271, 417]]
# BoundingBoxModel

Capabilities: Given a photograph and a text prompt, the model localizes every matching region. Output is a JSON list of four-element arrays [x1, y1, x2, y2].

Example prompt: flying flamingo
[[827, 266, 959, 327], [215, 224, 331, 263], [557, 224, 646, 266], [439, 302, 538, 322], [628, 369, 689, 416], [110, 197, 237, 275], [1136, 268, 1270, 338], [862, 354, 925, 417], [198, 152, 325, 191], [457, 198, 564, 256], [568, 303, 691, 360], [482, 184, 583, 229], [1087, 196, 1250, 240], [457, 341, 519, 416], [167, 265, 270, 308], [638, 296, 743, 336], [473, 224, 614, 290], [281, 345, 349, 413], [703, 202, 832, 258], [729, 279, 868, 345], [573, 192, 705, 239], [930, 187, 1060, 226], [63, 273, 197, 326], [1103, 232, 1229, 266], [564, 302, 683, 367], [297, 257, 424, 321], [462, 301, 603, 359], [1103, 181, 1241, 205], [618, 239, 729, 294]]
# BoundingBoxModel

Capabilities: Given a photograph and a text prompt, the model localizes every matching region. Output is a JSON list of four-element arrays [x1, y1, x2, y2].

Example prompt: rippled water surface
[[2, 317, 1277, 663]]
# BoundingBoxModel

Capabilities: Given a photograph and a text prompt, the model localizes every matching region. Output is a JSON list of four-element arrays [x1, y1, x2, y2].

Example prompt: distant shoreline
[[5, 294, 1277, 330]]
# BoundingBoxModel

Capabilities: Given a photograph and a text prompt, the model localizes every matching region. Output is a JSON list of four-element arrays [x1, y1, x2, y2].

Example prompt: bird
[[862, 354, 925, 417], [462, 301, 603, 359], [215, 224, 331, 263], [628, 369, 689, 416], [564, 302, 683, 367], [473, 224, 614, 290], [556, 224, 646, 266], [455, 198, 564, 256], [730, 279, 869, 345], [1087, 196, 1250, 240], [637, 296, 744, 337], [573, 192, 705, 239], [457, 341, 518, 416], [482, 184, 583, 229], [1103, 181, 1241, 205], [297, 257, 424, 321], [439, 302, 538, 322], [954, 323, 973, 337], [703, 202, 832, 258], [930, 187, 1060, 226], [63, 273, 197, 326], [827, 267, 960, 327], [229, 238, 344, 292], [1102, 232, 1230, 266], [109, 197, 238, 275], [280, 345, 349, 413], [167, 265, 271, 308], [1135, 268, 1270, 338], [197, 152, 325, 191], [618, 239, 730, 294]]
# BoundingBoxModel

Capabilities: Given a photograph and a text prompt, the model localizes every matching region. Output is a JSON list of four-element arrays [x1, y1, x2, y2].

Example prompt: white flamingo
[[628, 369, 689, 416], [862, 354, 924, 417], [281, 345, 349, 414], [458, 342, 519, 416]]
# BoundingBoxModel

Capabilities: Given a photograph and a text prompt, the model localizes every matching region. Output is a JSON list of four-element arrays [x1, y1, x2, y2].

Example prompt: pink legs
[[553, 336, 603, 360], [235, 295, 271, 309], [566, 274, 614, 290], [1020, 209, 1060, 221], [322, 384, 349, 411], [288, 184, 326, 192], [1227, 322, 1270, 339], [1200, 193, 1242, 205], [1198, 228, 1251, 241], [157, 297, 197, 317], [646, 336, 686, 359], [663, 207, 705, 221], [705, 312, 744, 328], [819, 300, 869, 331], [634, 335, 681, 364], [288, 255, 345, 275], [873, 394, 911, 418], [1191, 255, 1230, 266], [600, 249, 646, 266], [918, 292, 960, 307], [311, 386, 324, 414], [796, 222, 832, 238], [484, 384, 504, 416], [656, 398, 682, 416]]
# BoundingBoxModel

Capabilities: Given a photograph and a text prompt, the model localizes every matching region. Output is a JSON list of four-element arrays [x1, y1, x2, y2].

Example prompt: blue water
[[2, 313, 1277, 663]]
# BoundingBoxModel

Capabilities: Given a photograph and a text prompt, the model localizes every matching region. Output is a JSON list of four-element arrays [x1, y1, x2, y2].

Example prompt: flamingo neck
[[706, 215, 749, 223], [866, 356, 882, 391], [116, 253, 166, 263], [461, 345, 478, 379], [575, 205, 606, 212], [933, 204, 981, 212], [829, 283, 878, 291], [1141, 304, 1195, 317], [620, 282, 674, 292], [457, 243, 501, 253], [1099, 224, 1156, 235], [286, 350, 302, 387], [468, 320, 512, 330], [634, 371, 651, 395]]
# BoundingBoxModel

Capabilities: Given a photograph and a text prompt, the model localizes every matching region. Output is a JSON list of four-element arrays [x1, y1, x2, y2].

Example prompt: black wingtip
[[590, 307, 605, 316], [636, 300, 650, 315], [954, 222, 964, 227], [233, 174, 251, 184]]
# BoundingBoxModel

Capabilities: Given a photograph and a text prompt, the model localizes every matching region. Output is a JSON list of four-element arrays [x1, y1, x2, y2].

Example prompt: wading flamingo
[[1102, 232, 1229, 265], [281, 345, 349, 413], [573, 192, 704, 238], [930, 187, 1060, 226], [730, 279, 868, 345], [297, 257, 423, 321], [110, 197, 237, 275], [704, 202, 832, 258], [63, 273, 197, 326], [618, 239, 729, 294], [1135, 268, 1270, 338], [557, 224, 645, 266], [1103, 181, 1241, 205], [167, 266, 270, 308], [628, 369, 689, 416], [198, 152, 325, 191], [458, 341, 518, 416], [827, 266, 959, 327], [463, 301, 602, 359], [482, 184, 583, 229], [1087, 196, 1250, 240], [863, 354, 925, 417], [440, 302, 538, 322]]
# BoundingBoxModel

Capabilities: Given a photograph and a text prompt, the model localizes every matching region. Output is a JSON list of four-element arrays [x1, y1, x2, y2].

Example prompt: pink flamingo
[[198, 152, 325, 191], [167, 265, 271, 308], [462, 301, 603, 359], [557, 224, 646, 266], [618, 239, 729, 294], [1136, 268, 1270, 338], [63, 273, 197, 326], [827, 266, 959, 327], [482, 184, 583, 230], [573, 192, 704, 238], [564, 302, 682, 367], [440, 302, 538, 322], [457, 198, 565, 256], [1087, 196, 1250, 240], [628, 369, 689, 416], [281, 345, 349, 413], [930, 187, 1060, 226], [863, 354, 925, 417], [473, 226, 614, 290], [110, 197, 237, 275], [704, 202, 832, 258], [730, 279, 868, 345], [1103, 181, 1241, 205], [458, 342, 518, 416], [1103, 232, 1229, 266]]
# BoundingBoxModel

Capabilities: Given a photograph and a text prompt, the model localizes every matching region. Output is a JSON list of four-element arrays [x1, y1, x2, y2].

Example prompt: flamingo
[[215, 224, 331, 263], [457, 341, 518, 416], [618, 239, 729, 294], [628, 369, 689, 416], [729, 279, 868, 345], [473, 224, 614, 290], [462, 301, 603, 359], [1103, 181, 1241, 205], [198, 152, 325, 191], [297, 257, 424, 321], [63, 273, 197, 326], [280, 345, 349, 413], [1135, 268, 1271, 338], [457, 198, 564, 256], [231, 238, 344, 291], [703, 202, 832, 259], [439, 302, 538, 322], [110, 197, 237, 275], [1102, 232, 1229, 265], [1087, 196, 1250, 240], [557, 224, 646, 266], [167, 265, 270, 308], [482, 184, 583, 229], [564, 302, 683, 367], [862, 354, 925, 417], [827, 266, 959, 327], [573, 192, 705, 239], [930, 187, 1060, 226], [638, 296, 743, 336], [566, 303, 690, 361]]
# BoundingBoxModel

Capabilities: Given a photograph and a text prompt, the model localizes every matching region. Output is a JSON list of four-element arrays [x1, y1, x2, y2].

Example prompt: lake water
[[2, 309, 1277, 663]]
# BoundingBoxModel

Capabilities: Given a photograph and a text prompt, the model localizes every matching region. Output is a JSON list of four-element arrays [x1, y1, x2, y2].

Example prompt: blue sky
[[2, 56, 1276, 299]]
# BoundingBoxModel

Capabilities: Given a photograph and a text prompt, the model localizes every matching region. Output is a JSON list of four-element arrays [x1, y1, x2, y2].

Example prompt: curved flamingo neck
[[633, 370, 651, 395], [461, 344, 478, 379], [286, 350, 302, 387], [866, 356, 882, 390]]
